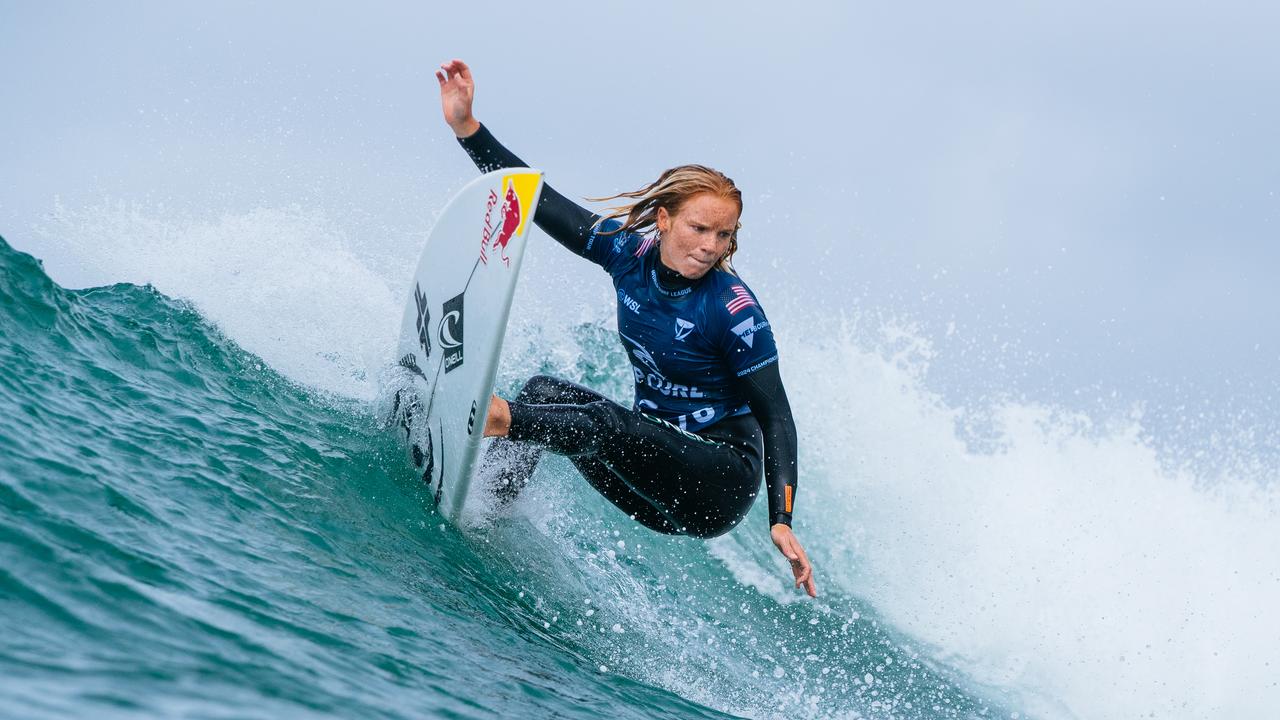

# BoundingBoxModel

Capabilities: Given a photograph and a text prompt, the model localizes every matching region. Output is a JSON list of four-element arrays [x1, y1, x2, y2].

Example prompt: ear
[[656, 206, 670, 234]]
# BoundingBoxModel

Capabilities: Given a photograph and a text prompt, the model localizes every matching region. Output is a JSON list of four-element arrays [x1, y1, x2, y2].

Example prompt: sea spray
[[12, 199, 1280, 718]]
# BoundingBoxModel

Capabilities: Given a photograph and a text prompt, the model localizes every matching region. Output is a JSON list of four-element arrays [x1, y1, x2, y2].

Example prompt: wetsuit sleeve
[[733, 362, 799, 528], [712, 282, 794, 526], [716, 284, 780, 378], [581, 219, 643, 277], [457, 123, 600, 258]]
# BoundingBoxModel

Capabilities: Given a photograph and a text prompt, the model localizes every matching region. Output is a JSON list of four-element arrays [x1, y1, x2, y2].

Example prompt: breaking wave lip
[[34, 200, 405, 401], [6, 225, 1008, 719], [26, 203, 1280, 719], [777, 316, 1280, 719]]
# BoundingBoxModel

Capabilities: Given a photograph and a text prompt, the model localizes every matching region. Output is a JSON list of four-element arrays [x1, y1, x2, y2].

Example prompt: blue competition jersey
[[584, 220, 779, 433]]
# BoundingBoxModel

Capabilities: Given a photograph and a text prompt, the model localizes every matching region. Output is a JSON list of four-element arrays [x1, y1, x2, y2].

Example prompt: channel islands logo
[[479, 172, 540, 267], [413, 283, 431, 358]]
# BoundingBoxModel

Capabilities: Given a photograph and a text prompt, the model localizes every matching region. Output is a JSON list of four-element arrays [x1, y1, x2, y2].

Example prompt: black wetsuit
[[461, 124, 798, 538]]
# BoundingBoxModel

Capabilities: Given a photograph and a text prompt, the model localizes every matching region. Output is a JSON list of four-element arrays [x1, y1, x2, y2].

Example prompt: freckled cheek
[[674, 233, 701, 254]]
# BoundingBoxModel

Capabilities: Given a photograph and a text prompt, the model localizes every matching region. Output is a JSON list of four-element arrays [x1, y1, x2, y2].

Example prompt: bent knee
[[581, 400, 628, 435], [517, 374, 568, 403]]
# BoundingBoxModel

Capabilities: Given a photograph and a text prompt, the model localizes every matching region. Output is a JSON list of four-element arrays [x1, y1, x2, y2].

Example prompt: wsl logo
[[413, 283, 432, 358], [439, 293, 465, 373]]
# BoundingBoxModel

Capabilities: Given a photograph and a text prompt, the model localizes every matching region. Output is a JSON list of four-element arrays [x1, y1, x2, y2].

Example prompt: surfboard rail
[[390, 168, 544, 525]]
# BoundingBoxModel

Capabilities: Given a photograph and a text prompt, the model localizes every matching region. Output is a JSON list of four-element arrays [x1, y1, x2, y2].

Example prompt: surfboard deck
[[390, 168, 543, 526]]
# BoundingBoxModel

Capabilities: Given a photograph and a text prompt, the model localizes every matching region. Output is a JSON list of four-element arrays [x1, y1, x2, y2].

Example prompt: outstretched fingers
[[785, 536, 817, 597], [771, 525, 817, 598]]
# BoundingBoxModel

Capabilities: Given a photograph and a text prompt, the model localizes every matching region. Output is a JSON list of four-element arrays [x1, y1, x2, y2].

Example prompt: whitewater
[[1, 192, 1276, 719]]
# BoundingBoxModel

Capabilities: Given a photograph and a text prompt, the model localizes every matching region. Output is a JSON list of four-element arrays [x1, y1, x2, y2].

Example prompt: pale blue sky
[[2, 1, 1277, 426]]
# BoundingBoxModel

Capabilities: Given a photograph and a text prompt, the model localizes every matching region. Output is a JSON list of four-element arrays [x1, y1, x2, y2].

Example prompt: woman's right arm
[[436, 59, 599, 258]]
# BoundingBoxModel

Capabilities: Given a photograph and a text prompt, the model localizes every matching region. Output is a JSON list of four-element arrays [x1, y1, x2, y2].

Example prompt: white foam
[[37, 201, 402, 399], [780, 315, 1280, 719], [35, 200, 1280, 717]]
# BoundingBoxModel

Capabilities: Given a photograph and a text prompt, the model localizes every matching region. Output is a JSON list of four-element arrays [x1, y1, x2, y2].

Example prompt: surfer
[[436, 59, 817, 597]]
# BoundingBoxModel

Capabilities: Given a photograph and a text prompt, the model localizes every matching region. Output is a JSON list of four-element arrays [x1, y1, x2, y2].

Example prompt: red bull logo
[[479, 173, 539, 267]]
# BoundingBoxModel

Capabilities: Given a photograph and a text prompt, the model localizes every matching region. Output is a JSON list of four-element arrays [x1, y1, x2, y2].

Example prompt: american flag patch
[[634, 235, 656, 257], [725, 285, 756, 315]]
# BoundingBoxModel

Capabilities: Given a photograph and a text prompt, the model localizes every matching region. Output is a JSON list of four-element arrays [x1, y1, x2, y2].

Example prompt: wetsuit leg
[[566, 457, 681, 534], [481, 375, 600, 503], [505, 377, 764, 538], [480, 376, 680, 531]]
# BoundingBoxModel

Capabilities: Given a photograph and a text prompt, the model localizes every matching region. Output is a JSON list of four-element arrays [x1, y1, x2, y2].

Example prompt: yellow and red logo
[[480, 172, 539, 267]]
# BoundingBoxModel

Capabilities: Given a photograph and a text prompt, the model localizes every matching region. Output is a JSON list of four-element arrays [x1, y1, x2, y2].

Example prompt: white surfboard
[[390, 167, 544, 525]]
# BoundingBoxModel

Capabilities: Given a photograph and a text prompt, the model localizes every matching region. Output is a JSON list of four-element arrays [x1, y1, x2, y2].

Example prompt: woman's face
[[656, 193, 739, 279]]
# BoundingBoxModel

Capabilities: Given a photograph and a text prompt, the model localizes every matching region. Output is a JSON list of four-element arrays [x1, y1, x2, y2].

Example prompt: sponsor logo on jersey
[[479, 172, 539, 266], [617, 289, 641, 314], [440, 293, 465, 373], [674, 317, 695, 341], [731, 316, 770, 348], [619, 332, 705, 399], [413, 283, 432, 358], [725, 284, 757, 315]]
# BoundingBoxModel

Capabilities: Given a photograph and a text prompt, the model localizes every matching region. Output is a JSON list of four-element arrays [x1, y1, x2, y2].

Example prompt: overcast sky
[[3, 1, 1278, 424]]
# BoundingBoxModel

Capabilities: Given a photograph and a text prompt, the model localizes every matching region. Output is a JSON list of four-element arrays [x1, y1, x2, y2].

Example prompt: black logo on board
[[414, 283, 432, 358], [440, 293, 465, 373], [467, 400, 478, 435]]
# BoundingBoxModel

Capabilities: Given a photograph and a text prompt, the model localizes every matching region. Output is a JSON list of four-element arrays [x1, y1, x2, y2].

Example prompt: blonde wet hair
[[590, 164, 743, 274]]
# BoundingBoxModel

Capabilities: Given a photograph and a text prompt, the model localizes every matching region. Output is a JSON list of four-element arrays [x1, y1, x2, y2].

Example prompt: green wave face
[[0, 236, 1001, 720]]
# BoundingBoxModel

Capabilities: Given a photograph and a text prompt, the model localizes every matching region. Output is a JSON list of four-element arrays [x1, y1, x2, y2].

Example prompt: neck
[[654, 257, 698, 297]]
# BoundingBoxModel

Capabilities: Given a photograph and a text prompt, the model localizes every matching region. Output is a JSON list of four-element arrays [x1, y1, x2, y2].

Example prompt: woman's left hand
[[771, 524, 817, 597], [435, 58, 481, 138]]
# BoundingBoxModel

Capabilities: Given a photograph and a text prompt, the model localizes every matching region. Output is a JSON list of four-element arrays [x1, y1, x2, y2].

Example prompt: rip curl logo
[[626, 335, 662, 377], [479, 172, 540, 267], [439, 293, 464, 373], [731, 316, 770, 348], [674, 318, 695, 341], [619, 332, 705, 399]]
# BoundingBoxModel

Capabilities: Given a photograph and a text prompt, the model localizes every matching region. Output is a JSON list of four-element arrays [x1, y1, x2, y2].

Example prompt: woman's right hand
[[771, 523, 818, 597], [436, 59, 481, 138]]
